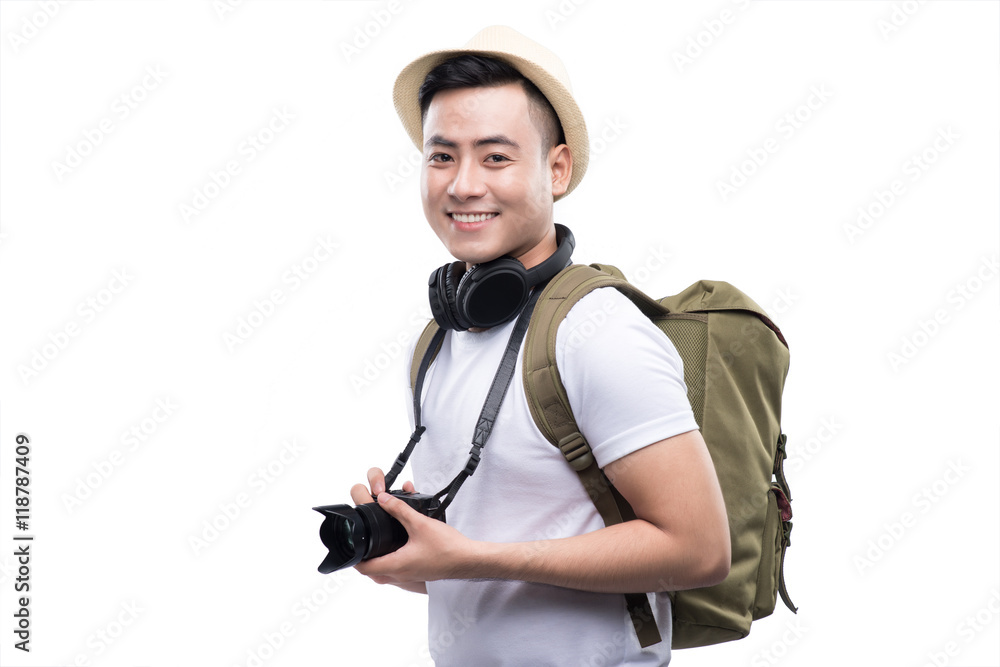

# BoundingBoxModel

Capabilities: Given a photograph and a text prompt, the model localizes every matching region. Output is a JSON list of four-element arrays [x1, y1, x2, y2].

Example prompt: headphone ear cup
[[428, 261, 468, 331], [454, 262, 479, 305], [455, 257, 529, 329]]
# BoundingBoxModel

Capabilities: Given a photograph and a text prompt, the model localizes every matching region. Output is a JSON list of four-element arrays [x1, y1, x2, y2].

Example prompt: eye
[[428, 153, 452, 163], [486, 154, 510, 164]]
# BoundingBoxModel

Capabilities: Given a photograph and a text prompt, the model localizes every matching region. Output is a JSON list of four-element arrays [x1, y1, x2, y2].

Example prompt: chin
[[451, 251, 494, 266], [447, 241, 504, 265]]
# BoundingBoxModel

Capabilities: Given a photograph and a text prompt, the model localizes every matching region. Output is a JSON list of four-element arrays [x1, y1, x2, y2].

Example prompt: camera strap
[[431, 284, 543, 517], [383, 283, 544, 518]]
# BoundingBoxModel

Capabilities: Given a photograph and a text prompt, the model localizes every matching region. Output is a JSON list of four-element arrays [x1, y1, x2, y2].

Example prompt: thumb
[[377, 492, 419, 527]]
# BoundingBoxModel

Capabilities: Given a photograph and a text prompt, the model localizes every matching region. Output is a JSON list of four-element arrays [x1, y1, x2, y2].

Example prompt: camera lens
[[334, 516, 354, 551], [330, 515, 358, 563], [314, 505, 365, 572], [313, 501, 408, 573], [355, 502, 409, 561]]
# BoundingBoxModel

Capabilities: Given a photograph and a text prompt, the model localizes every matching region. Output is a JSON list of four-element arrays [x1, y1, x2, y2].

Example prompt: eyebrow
[[424, 134, 521, 150]]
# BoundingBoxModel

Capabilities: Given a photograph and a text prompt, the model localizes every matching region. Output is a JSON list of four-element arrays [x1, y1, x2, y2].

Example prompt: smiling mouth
[[449, 212, 499, 223]]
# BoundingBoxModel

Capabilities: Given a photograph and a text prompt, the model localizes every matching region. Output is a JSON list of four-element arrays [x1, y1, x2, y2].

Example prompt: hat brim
[[393, 48, 589, 201]]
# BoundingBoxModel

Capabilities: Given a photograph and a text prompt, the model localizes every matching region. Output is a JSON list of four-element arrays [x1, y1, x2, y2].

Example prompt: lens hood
[[313, 500, 411, 574]]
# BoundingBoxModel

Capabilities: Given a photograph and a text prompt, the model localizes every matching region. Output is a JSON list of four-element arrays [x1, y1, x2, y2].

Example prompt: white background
[[1, 1, 998, 666]]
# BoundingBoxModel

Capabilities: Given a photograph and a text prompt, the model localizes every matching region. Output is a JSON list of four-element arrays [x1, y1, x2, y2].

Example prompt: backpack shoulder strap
[[410, 319, 443, 393], [523, 263, 666, 648], [523, 263, 666, 450]]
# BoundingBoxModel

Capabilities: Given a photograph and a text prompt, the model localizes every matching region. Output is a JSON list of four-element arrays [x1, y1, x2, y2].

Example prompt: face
[[420, 83, 572, 269]]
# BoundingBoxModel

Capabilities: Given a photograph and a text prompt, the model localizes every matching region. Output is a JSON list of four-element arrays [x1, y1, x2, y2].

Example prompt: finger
[[350, 483, 375, 505], [367, 467, 386, 496], [376, 491, 418, 528], [358, 569, 397, 586], [356, 553, 398, 579], [402, 480, 415, 493]]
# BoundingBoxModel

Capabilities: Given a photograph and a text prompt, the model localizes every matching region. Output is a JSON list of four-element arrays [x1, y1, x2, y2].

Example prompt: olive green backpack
[[411, 263, 797, 649]]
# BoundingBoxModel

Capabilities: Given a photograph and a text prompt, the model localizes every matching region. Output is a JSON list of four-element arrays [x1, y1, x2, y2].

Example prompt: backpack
[[410, 263, 797, 649]]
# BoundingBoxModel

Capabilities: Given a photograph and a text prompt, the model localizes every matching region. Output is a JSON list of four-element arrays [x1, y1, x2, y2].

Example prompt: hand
[[349, 467, 414, 506], [348, 468, 427, 594], [354, 491, 477, 587]]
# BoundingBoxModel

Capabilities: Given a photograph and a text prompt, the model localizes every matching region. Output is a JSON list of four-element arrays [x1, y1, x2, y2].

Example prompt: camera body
[[313, 491, 444, 574]]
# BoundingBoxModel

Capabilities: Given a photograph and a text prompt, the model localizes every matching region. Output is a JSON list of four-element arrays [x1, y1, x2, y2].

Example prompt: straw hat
[[392, 25, 589, 200]]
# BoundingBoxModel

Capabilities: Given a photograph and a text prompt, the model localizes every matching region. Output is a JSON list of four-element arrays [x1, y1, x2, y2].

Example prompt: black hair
[[418, 54, 566, 153]]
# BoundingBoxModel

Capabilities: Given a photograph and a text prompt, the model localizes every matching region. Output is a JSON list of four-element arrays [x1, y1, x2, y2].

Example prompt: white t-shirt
[[406, 287, 699, 666]]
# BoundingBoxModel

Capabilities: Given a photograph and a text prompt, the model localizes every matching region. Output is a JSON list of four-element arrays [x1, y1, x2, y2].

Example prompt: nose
[[447, 159, 487, 201]]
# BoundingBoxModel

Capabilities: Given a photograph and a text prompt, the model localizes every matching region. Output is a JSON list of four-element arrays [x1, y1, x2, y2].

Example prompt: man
[[350, 26, 730, 665]]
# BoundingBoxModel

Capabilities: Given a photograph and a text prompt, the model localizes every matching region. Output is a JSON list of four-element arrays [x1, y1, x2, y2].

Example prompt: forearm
[[354, 435, 731, 593], [462, 519, 727, 594]]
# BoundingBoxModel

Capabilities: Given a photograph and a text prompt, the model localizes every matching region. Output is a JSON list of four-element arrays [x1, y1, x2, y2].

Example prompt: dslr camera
[[313, 491, 444, 573]]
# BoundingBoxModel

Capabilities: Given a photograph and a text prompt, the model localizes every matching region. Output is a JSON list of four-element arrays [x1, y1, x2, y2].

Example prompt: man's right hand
[[349, 466, 415, 505], [349, 467, 427, 595]]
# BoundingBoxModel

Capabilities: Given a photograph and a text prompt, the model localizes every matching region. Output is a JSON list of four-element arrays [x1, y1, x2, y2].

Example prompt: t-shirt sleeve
[[554, 287, 699, 469]]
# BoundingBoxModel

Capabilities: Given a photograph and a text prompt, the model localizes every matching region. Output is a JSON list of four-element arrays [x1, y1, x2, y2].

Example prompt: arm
[[355, 428, 730, 594]]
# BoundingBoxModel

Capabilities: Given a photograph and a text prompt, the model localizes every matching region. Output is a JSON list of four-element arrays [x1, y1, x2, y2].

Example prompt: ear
[[548, 143, 573, 198]]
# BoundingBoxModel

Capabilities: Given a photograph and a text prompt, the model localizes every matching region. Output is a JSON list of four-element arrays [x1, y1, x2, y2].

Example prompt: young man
[[350, 26, 730, 665]]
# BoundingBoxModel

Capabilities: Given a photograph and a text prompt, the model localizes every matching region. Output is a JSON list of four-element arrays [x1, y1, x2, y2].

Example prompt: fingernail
[[378, 492, 389, 505]]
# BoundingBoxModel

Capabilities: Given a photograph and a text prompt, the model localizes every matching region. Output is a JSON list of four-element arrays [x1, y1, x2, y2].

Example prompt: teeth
[[451, 212, 498, 223]]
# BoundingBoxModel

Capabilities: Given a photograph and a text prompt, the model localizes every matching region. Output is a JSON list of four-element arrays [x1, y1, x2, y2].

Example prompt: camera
[[313, 491, 444, 573]]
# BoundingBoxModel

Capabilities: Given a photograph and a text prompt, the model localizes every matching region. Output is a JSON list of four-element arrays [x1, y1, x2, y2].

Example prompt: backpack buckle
[[559, 432, 594, 471]]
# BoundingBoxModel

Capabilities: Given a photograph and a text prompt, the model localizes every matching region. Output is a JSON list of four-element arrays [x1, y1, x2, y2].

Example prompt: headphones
[[428, 224, 575, 331]]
